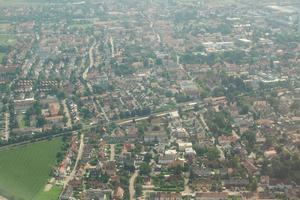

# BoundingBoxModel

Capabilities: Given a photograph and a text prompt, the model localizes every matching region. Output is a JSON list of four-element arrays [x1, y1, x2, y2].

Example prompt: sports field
[[0, 138, 63, 200]]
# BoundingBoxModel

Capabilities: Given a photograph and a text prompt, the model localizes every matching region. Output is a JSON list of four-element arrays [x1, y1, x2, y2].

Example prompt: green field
[[33, 185, 62, 200], [0, 138, 63, 200]]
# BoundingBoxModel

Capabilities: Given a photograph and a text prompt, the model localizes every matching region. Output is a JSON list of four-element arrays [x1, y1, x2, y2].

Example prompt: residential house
[[102, 161, 116, 176], [223, 178, 249, 188], [113, 186, 124, 200], [83, 189, 112, 200], [144, 130, 168, 143]]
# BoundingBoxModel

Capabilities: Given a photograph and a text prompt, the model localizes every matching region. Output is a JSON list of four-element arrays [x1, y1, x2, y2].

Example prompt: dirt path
[[129, 170, 139, 200], [0, 196, 7, 200], [183, 177, 192, 194], [43, 183, 53, 192]]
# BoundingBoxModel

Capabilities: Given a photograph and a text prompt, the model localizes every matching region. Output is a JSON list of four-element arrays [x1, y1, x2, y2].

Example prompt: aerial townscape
[[0, 0, 300, 199]]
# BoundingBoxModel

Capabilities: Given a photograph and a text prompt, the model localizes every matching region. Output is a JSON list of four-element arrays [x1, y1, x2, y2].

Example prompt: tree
[[80, 107, 93, 119], [113, 64, 136, 75], [207, 53, 218, 66], [143, 58, 149, 67], [54, 89, 66, 100], [268, 97, 279, 112], [56, 151, 64, 163], [211, 181, 222, 192], [290, 101, 300, 112], [155, 58, 163, 65], [143, 153, 152, 163], [63, 116, 68, 124], [124, 162, 135, 173], [36, 116, 46, 127], [100, 172, 110, 183], [242, 130, 256, 149], [175, 92, 190, 103], [165, 91, 173, 98], [170, 165, 183, 175], [135, 184, 142, 197], [206, 147, 220, 160], [248, 176, 258, 191], [137, 123, 145, 137], [139, 163, 151, 176], [212, 86, 225, 97], [240, 104, 249, 115], [206, 110, 233, 136]]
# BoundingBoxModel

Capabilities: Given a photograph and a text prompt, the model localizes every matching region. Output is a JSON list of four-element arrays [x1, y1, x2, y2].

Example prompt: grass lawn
[[33, 185, 62, 200], [0, 137, 63, 200], [17, 113, 26, 128]]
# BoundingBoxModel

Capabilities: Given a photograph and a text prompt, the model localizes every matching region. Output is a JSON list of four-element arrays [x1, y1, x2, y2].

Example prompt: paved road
[[83, 42, 97, 93], [109, 36, 115, 58], [117, 100, 200, 126], [141, 12, 161, 44], [83, 42, 97, 81], [62, 134, 84, 189], [199, 114, 209, 130], [129, 170, 139, 200], [182, 177, 192, 194], [95, 99, 109, 122], [82, 41, 110, 122], [0, 100, 204, 150], [110, 144, 115, 161]]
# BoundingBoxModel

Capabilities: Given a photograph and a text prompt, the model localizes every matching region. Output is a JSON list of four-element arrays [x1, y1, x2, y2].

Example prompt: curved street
[[129, 170, 139, 200], [62, 133, 84, 189]]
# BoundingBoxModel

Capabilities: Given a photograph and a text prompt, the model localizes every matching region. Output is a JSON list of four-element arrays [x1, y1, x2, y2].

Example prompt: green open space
[[17, 113, 26, 128], [33, 185, 62, 200], [0, 137, 63, 200]]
